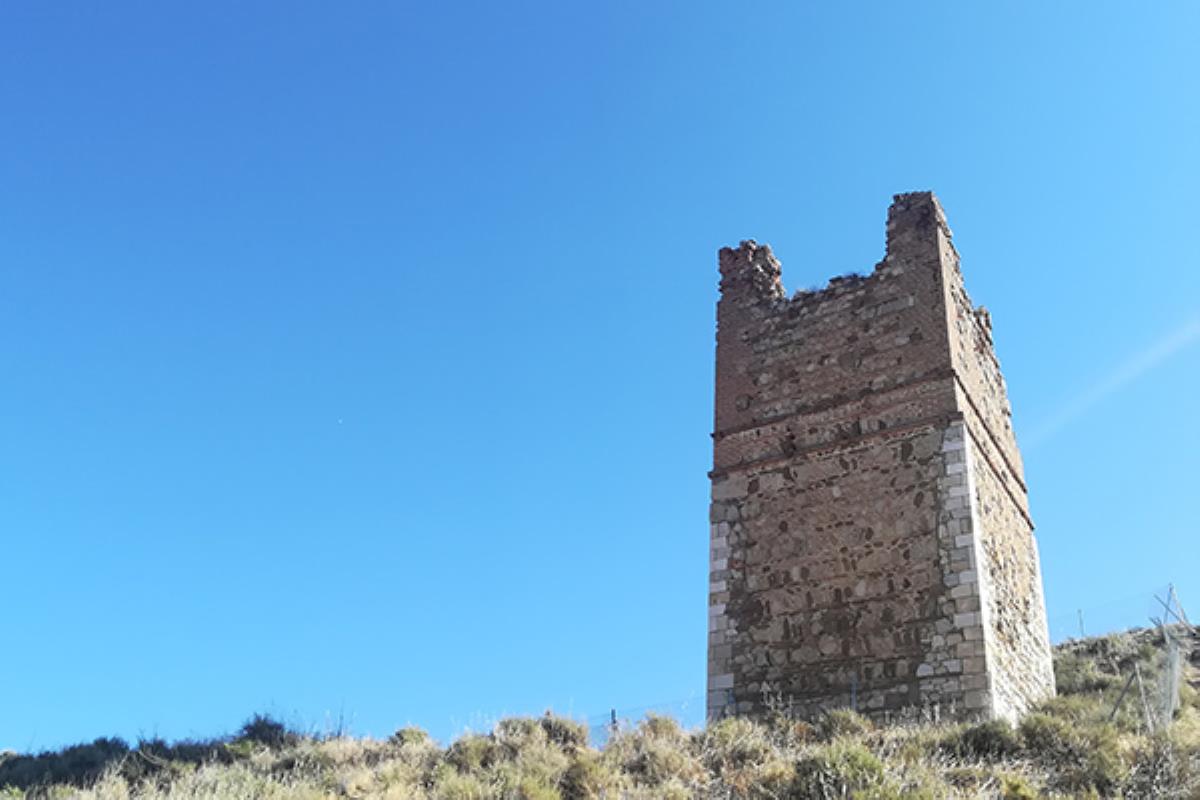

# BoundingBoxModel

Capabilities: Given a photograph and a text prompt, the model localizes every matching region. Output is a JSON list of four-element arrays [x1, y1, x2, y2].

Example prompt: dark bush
[[118, 736, 232, 786], [540, 714, 588, 750], [235, 713, 301, 748], [1019, 713, 1074, 757], [0, 737, 129, 791]]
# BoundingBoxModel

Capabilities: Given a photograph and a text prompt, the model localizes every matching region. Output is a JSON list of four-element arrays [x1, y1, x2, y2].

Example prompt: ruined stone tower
[[707, 192, 1054, 723]]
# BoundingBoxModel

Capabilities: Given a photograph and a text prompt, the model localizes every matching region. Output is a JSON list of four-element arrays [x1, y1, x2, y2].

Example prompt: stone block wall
[[707, 192, 1054, 722]]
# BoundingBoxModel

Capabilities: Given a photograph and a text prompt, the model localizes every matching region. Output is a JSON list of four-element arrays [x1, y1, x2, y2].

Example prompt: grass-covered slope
[[3, 627, 1198, 799]]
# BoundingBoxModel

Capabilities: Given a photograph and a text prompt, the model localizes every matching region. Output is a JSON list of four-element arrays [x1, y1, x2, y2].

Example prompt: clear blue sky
[[2, 2, 1197, 751]]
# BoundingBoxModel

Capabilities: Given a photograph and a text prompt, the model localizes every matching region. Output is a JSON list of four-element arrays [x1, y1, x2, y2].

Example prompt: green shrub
[[763, 714, 815, 748], [516, 775, 561, 800], [696, 717, 794, 797], [391, 726, 432, 748], [644, 777, 695, 800], [495, 718, 548, 754], [1018, 712, 1075, 757], [561, 751, 620, 799], [1054, 651, 1120, 695], [222, 739, 258, 760], [1123, 733, 1200, 798], [487, 759, 563, 800], [603, 717, 705, 789], [1179, 680, 1200, 714], [639, 714, 685, 742], [698, 716, 774, 772], [732, 757, 795, 799], [999, 774, 1039, 799], [505, 741, 570, 791], [792, 740, 886, 798], [433, 763, 493, 800], [446, 733, 502, 772], [1038, 693, 1109, 726], [891, 726, 944, 765], [1019, 713, 1125, 794], [620, 736, 697, 786], [1069, 732, 1125, 798], [877, 762, 954, 800], [943, 719, 1020, 759], [815, 708, 874, 741]]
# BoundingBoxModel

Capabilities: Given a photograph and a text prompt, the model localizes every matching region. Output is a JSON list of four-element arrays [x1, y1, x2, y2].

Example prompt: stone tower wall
[[707, 192, 1054, 722], [937, 209, 1056, 720]]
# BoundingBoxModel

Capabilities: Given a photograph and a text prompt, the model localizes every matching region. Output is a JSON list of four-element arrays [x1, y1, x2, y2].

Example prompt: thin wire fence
[[436, 585, 1193, 749], [1050, 584, 1193, 733], [583, 696, 705, 747], [1046, 582, 1179, 642], [1148, 585, 1190, 731], [572, 584, 1194, 742]]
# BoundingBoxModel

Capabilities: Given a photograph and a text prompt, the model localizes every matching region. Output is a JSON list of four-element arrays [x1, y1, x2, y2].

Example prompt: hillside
[[2, 627, 1198, 799]]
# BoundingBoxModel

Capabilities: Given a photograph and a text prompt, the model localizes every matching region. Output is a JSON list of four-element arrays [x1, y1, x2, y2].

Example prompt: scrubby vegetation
[[3, 629, 1198, 798]]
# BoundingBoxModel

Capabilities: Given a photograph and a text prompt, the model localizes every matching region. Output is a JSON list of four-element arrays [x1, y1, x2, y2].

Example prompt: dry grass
[[3, 629, 1198, 799]]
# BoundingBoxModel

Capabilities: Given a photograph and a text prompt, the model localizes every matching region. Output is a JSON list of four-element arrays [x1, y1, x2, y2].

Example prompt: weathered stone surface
[[707, 192, 1054, 723]]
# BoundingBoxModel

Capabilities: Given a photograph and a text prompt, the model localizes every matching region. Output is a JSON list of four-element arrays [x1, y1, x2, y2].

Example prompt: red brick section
[[708, 192, 1054, 723]]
